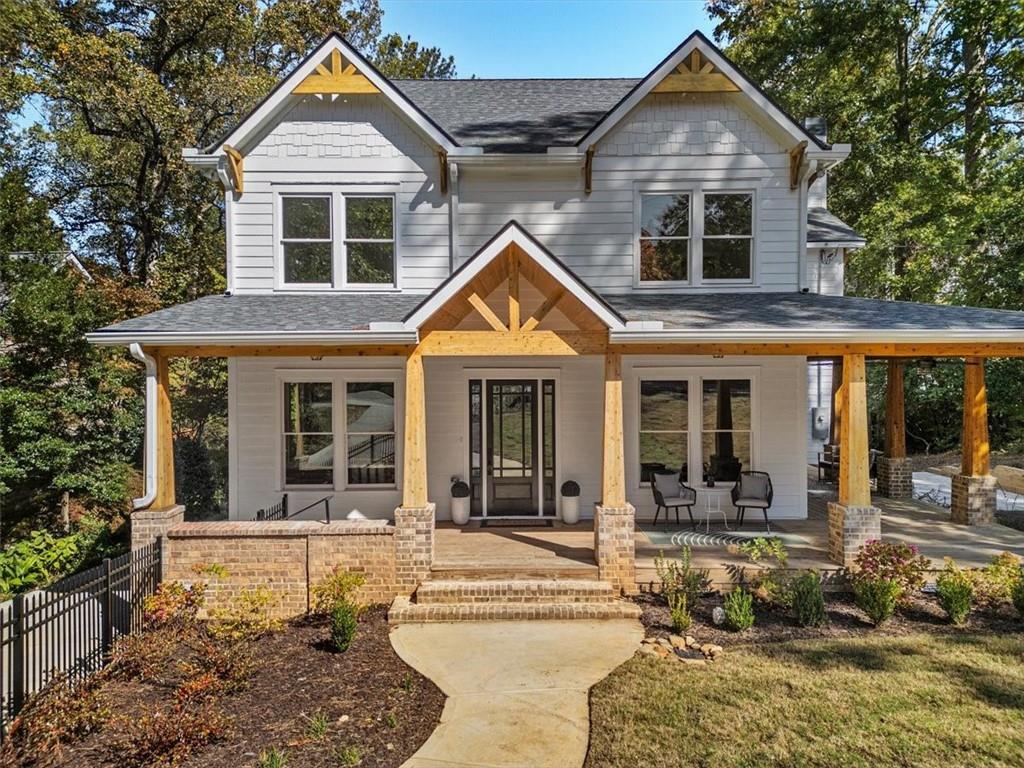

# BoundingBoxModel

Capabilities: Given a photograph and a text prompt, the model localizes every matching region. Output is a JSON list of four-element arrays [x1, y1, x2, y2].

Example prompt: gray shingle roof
[[393, 79, 639, 153], [807, 207, 865, 245], [606, 292, 1024, 331]]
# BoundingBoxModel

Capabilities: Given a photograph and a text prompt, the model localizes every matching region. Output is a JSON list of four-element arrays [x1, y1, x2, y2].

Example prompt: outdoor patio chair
[[731, 470, 774, 532], [650, 471, 698, 528]]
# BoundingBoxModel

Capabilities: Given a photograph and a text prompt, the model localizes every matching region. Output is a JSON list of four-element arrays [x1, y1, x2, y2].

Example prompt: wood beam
[[830, 357, 843, 446], [507, 248, 520, 332], [418, 330, 607, 357], [961, 357, 990, 476], [602, 350, 626, 507], [838, 353, 871, 507], [521, 288, 565, 333], [789, 140, 808, 190], [438, 151, 449, 196], [154, 353, 176, 510], [223, 145, 243, 195], [466, 292, 507, 332], [292, 49, 381, 95], [154, 344, 414, 358], [402, 350, 428, 508], [584, 146, 595, 195], [652, 72, 740, 93], [884, 359, 906, 459]]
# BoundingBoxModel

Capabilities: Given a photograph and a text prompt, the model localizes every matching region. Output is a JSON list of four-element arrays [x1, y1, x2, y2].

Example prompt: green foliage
[[969, 551, 1023, 607], [739, 537, 788, 567], [310, 566, 366, 615], [936, 559, 974, 625], [1011, 572, 1024, 619], [791, 571, 826, 627], [306, 711, 330, 740], [854, 577, 902, 626], [335, 745, 362, 767], [852, 540, 929, 600], [258, 747, 287, 768], [208, 587, 281, 642], [723, 587, 755, 632], [384, 712, 397, 729], [667, 591, 692, 634], [0, 674, 108, 757], [0, 529, 84, 597], [654, 546, 709, 610], [330, 600, 359, 653], [741, 538, 794, 608], [118, 699, 228, 767], [143, 581, 206, 630], [174, 437, 218, 519]]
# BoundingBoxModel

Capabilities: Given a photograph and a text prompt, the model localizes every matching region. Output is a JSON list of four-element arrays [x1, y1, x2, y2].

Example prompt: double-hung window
[[345, 382, 396, 486], [278, 192, 396, 288], [700, 379, 752, 483], [283, 382, 334, 486], [638, 380, 689, 482], [702, 193, 753, 281], [638, 193, 690, 283]]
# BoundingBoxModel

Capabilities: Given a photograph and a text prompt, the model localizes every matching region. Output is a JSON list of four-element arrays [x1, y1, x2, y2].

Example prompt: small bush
[[655, 546, 709, 610], [109, 628, 180, 682], [1011, 571, 1024, 619], [738, 537, 789, 567], [143, 581, 205, 630], [330, 600, 359, 652], [310, 566, 366, 615], [970, 551, 1023, 607], [208, 587, 281, 641], [118, 700, 228, 767], [853, 540, 929, 600], [853, 577, 901, 626], [667, 591, 692, 634], [258, 747, 287, 768], [174, 672, 223, 706], [723, 587, 755, 632], [184, 637, 257, 692], [791, 570, 826, 627], [2, 674, 108, 756], [936, 559, 974, 625]]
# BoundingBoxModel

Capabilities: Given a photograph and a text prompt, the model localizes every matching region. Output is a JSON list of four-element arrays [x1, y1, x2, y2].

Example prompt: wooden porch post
[[829, 357, 843, 447], [828, 352, 879, 565], [402, 349, 428, 508], [601, 351, 625, 506], [154, 353, 176, 509], [952, 357, 996, 524], [878, 359, 912, 498]]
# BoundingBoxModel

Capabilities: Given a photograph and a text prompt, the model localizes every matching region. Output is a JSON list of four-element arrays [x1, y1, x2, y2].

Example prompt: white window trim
[[628, 366, 760, 492], [273, 185, 400, 292], [633, 182, 759, 289], [275, 369, 403, 493], [343, 194, 398, 290]]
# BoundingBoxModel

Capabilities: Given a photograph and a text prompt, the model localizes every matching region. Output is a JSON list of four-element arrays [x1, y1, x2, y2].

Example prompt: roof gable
[[403, 221, 626, 332], [576, 31, 827, 153], [212, 33, 458, 155]]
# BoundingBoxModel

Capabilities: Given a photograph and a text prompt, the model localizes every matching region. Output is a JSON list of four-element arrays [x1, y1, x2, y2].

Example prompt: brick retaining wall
[[163, 520, 399, 618]]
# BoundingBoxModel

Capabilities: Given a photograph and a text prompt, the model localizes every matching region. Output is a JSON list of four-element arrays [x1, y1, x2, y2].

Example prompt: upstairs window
[[282, 196, 332, 285], [702, 193, 753, 281], [278, 192, 396, 288], [639, 193, 690, 283]]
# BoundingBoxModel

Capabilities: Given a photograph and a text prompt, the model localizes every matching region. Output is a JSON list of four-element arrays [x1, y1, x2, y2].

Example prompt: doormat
[[480, 519, 555, 528]]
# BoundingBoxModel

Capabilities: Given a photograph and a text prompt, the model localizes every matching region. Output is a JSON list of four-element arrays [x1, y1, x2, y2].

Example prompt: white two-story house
[[90, 31, 1024, 598]]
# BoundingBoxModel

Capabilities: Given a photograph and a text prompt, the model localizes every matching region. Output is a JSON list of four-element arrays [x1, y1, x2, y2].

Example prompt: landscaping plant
[[852, 540, 929, 601], [935, 558, 974, 625], [667, 591, 693, 634], [969, 551, 1023, 608], [723, 587, 755, 632], [1012, 569, 1024, 619], [853, 577, 902, 626], [143, 580, 206, 630], [310, 566, 366, 615], [738, 537, 788, 567], [740, 538, 794, 608], [258, 747, 287, 768], [790, 570, 826, 627], [330, 600, 360, 652], [208, 586, 281, 641], [655, 546, 709, 609]]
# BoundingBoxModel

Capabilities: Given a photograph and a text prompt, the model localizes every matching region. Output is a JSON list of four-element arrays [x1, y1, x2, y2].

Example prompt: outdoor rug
[[638, 525, 811, 549]]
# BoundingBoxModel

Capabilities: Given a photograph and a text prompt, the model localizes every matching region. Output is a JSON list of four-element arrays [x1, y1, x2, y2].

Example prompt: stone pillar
[[951, 474, 997, 525], [394, 503, 435, 595], [131, 505, 185, 551], [594, 503, 636, 595], [877, 456, 913, 499], [827, 502, 881, 567]]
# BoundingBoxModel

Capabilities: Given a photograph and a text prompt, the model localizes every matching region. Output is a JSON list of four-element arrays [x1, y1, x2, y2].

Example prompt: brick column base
[[594, 503, 636, 595], [394, 503, 435, 595], [827, 502, 881, 566], [951, 474, 997, 525], [131, 505, 185, 551], [877, 456, 913, 499]]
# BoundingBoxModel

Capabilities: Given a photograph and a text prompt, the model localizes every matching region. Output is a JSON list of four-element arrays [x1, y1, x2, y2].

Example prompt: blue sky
[[380, 0, 718, 78]]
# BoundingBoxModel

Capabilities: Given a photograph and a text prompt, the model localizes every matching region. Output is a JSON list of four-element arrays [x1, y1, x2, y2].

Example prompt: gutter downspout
[[129, 343, 158, 510]]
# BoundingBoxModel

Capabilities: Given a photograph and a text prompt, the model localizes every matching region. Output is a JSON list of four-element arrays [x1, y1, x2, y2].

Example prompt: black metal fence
[[0, 541, 161, 736]]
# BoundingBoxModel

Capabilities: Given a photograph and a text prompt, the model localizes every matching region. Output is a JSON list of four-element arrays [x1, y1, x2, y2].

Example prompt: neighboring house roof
[[807, 208, 866, 247], [393, 78, 639, 153], [89, 290, 1024, 346]]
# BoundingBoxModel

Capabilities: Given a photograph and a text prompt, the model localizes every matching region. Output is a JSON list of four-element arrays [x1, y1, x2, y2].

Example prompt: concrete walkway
[[390, 620, 643, 768]]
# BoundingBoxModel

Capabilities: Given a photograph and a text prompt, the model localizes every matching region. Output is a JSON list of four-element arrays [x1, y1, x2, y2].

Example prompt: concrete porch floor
[[433, 489, 1024, 589]]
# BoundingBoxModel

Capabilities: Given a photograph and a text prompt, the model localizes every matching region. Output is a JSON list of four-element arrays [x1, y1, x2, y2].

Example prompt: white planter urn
[[560, 496, 580, 525], [451, 496, 471, 525]]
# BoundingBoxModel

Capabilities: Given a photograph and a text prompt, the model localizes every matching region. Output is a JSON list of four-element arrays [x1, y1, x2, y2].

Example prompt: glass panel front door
[[487, 381, 538, 516]]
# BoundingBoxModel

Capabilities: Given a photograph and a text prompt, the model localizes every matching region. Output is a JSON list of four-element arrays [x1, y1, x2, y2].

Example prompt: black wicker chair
[[650, 470, 698, 528], [731, 471, 774, 532]]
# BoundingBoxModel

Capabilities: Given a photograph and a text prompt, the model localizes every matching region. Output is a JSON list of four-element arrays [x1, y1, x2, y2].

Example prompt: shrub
[[655, 546, 709, 610], [174, 672, 224, 706], [739, 537, 789, 567], [0, 529, 85, 598], [853, 540, 929, 600], [853, 577, 901, 626], [970, 551, 1023, 607], [310, 566, 366, 615], [1011, 571, 1024, 619], [182, 637, 257, 692], [723, 587, 755, 632], [739, 538, 794, 608], [936, 559, 974, 625], [143, 581, 206, 630], [109, 628, 180, 682], [667, 591, 692, 634], [118, 700, 228, 767], [2, 674, 108, 756], [791, 570, 826, 627], [330, 600, 359, 652], [208, 587, 280, 641]]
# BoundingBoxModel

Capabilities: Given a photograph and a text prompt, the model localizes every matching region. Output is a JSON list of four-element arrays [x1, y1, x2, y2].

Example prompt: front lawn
[[587, 632, 1024, 768]]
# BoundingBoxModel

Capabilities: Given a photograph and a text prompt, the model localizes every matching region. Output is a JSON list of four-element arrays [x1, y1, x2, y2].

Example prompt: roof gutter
[[610, 328, 1024, 344], [87, 329, 420, 347], [128, 344, 158, 510]]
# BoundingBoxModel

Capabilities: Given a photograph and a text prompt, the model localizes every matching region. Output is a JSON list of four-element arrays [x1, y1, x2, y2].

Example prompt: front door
[[486, 380, 538, 516]]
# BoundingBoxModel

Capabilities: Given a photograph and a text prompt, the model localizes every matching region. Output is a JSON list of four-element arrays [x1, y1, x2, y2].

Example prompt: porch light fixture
[[916, 357, 937, 372]]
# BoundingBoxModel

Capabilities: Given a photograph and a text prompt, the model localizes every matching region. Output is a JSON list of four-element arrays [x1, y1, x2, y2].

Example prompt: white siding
[[807, 358, 835, 465], [806, 247, 845, 296], [228, 355, 808, 522], [231, 94, 448, 293]]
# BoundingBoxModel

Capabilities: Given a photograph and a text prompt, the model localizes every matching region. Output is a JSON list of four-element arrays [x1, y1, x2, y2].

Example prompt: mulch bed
[[635, 590, 1024, 647], [4, 606, 444, 768]]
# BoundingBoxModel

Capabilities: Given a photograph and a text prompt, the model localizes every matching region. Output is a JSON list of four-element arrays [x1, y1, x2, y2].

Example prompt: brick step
[[388, 596, 642, 624], [430, 559, 600, 581], [415, 578, 617, 605]]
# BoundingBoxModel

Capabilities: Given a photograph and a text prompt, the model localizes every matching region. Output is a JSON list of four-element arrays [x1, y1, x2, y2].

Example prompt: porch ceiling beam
[[789, 140, 808, 190], [838, 353, 871, 507], [607, 341, 1024, 357], [466, 292, 508, 332], [884, 359, 906, 459], [150, 344, 414, 358], [418, 330, 608, 356], [521, 288, 565, 333], [961, 357, 990, 477], [508, 247, 521, 332]]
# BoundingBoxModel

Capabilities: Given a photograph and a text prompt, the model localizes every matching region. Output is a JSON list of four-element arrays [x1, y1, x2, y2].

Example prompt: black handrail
[[292, 496, 332, 523], [254, 493, 331, 523]]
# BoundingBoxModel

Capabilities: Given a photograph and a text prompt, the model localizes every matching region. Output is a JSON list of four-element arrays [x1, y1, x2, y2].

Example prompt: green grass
[[586, 633, 1024, 768]]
